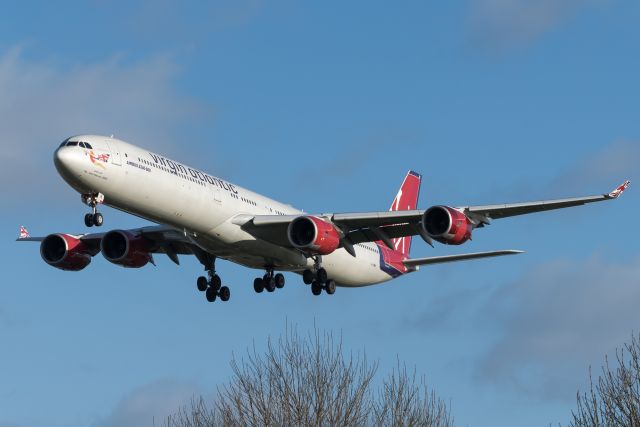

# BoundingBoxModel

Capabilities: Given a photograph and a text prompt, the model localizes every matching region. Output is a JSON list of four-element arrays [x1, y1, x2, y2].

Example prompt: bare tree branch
[[163, 325, 453, 427], [570, 333, 640, 427]]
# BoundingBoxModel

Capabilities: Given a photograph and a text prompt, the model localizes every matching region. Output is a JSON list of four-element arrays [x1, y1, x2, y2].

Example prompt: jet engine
[[101, 230, 153, 268], [40, 234, 93, 271], [288, 216, 341, 255], [421, 206, 473, 245]]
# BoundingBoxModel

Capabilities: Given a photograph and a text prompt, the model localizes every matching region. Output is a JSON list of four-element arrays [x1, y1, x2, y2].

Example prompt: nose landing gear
[[81, 193, 105, 227]]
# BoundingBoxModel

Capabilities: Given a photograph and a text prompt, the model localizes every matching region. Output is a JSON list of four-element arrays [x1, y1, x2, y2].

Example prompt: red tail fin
[[389, 171, 422, 257]]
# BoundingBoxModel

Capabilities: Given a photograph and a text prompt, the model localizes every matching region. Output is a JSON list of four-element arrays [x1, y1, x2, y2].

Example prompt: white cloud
[[475, 255, 640, 401], [0, 47, 204, 202], [468, 0, 604, 52], [95, 380, 201, 427]]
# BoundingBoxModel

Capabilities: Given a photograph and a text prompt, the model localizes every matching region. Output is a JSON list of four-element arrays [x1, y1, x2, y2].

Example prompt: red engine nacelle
[[288, 216, 341, 255], [40, 234, 93, 271], [101, 230, 153, 268], [421, 206, 473, 245]]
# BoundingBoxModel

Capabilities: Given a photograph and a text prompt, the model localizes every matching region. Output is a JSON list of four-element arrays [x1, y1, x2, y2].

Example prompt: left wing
[[463, 180, 631, 222], [237, 180, 630, 251]]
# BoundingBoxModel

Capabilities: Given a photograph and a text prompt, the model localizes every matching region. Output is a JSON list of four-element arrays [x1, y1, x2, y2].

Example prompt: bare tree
[[163, 326, 453, 427], [373, 362, 452, 427], [570, 333, 640, 427]]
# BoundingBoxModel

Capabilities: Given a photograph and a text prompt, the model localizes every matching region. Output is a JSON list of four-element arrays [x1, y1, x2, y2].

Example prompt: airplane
[[17, 135, 630, 303]]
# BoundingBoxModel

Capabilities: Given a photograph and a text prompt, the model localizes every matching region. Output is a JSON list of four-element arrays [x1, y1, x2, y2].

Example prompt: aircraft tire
[[325, 279, 336, 295], [205, 287, 217, 302], [93, 212, 104, 227], [219, 286, 230, 302], [317, 268, 328, 284], [197, 276, 208, 292], [211, 274, 222, 291], [254, 278, 265, 293], [84, 213, 94, 227], [265, 276, 276, 292], [302, 270, 314, 285], [311, 281, 322, 296], [275, 273, 285, 289]]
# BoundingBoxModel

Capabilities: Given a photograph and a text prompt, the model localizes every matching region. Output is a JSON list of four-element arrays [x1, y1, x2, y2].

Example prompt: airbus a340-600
[[17, 136, 630, 303]]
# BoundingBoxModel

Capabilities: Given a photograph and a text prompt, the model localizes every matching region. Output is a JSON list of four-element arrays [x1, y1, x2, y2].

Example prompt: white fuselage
[[54, 135, 395, 287]]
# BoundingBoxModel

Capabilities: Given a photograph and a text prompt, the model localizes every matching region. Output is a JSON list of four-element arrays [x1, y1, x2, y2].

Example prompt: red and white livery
[[19, 226, 30, 239], [17, 135, 630, 304]]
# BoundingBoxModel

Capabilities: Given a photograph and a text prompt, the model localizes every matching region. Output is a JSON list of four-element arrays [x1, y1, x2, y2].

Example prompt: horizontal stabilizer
[[403, 250, 523, 267]]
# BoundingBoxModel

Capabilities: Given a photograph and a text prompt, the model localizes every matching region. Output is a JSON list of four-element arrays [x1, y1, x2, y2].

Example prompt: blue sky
[[1, 1, 638, 426]]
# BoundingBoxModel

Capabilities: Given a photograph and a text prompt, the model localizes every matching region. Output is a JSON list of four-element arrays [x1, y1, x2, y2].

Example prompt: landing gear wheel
[[82, 193, 104, 227], [84, 213, 94, 227], [211, 274, 222, 291], [264, 275, 276, 292], [316, 268, 328, 284], [254, 278, 265, 293], [197, 276, 208, 292], [302, 269, 314, 285], [205, 287, 217, 302], [274, 273, 285, 289], [219, 286, 230, 302], [325, 279, 336, 295], [311, 281, 322, 296], [93, 212, 104, 227]]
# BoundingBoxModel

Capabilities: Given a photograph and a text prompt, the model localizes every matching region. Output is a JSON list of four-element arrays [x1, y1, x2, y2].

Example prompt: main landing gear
[[82, 193, 105, 227], [253, 268, 285, 294], [196, 256, 230, 303], [303, 256, 336, 296]]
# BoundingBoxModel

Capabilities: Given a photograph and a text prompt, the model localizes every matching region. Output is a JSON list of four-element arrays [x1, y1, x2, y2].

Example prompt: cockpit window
[[60, 138, 93, 148]]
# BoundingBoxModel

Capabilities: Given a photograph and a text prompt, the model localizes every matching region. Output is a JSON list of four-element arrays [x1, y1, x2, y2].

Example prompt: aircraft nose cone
[[53, 146, 82, 180], [54, 147, 72, 171]]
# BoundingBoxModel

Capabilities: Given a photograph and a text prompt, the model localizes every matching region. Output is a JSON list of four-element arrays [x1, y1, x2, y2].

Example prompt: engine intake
[[40, 234, 92, 271], [101, 230, 153, 268], [422, 206, 472, 245], [288, 216, 341, 255]]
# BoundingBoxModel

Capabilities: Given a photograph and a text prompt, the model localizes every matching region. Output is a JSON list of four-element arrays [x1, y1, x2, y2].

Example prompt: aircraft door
[[213, 187, 222, 205], [105, 140, 122, 166]]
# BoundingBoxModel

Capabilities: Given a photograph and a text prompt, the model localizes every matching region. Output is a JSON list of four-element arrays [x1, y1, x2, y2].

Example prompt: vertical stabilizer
[[389, 171, 422, 257]]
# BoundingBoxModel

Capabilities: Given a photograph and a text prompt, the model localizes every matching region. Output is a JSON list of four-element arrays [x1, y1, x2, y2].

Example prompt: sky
[[0, 1, 638, 426]]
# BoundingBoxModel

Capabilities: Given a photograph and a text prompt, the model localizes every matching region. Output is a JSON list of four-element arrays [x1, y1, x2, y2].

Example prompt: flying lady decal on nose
[[87, 150, 110, 169]]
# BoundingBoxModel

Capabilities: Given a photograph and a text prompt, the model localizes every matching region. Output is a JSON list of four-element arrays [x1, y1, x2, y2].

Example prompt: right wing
[[17, 225, 197, 265]]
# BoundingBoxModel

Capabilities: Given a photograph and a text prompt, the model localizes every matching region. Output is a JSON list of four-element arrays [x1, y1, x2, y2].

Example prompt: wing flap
[[332, 210, 423, 227]]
